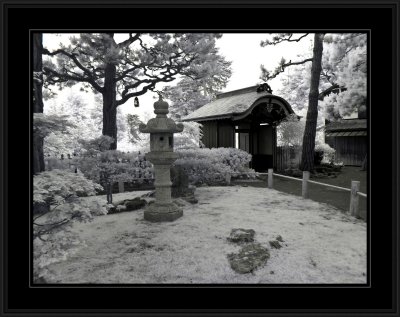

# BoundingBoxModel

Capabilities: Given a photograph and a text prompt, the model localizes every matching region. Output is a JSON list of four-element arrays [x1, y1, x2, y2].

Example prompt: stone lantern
[[139, 96, 184, 222]]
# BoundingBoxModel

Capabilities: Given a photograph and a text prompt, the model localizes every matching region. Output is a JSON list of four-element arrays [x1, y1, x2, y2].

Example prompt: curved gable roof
[[181, 86, 295, 122]]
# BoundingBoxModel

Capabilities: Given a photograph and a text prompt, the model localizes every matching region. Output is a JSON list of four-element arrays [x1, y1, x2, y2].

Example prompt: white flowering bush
[[174, 148, 254, 185], [33, 169, 104, 282], [315, 143, 336, 165], [174, 158, 232, 185], [333, 161, 344, 167], [34, 169, 103, 206]]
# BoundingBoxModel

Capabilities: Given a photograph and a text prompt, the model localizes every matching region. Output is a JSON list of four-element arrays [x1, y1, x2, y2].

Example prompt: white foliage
[[271, 33, 367, 120]]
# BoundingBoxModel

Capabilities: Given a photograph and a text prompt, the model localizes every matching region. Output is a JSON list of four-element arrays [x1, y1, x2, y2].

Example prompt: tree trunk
[[300, 33, 325, 172], [33, 33, 45, 174], [106, 183, 113, 204], [102, 62, 118, 150], [33, 135, 45, 173]]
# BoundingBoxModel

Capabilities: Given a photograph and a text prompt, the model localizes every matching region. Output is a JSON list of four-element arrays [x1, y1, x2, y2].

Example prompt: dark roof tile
[[325, 119, 367, 132]]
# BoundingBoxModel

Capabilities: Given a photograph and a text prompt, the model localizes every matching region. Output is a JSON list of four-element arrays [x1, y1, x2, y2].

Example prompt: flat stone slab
[[228, 243, 270, 274], [144, 202, 183, 222], [227, 228, 255, 244]]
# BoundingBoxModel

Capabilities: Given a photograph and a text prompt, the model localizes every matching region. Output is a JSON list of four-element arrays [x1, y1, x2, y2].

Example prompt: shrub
[[77, 149, 154, 203], [33, 229, 84, 282], [175, 158, 232, 185], [174, 147, 254, 185], [314, 143, 336, 165], [33, 169, 105, 282], [45, 156, 77, 172], [75, 136, 154, 203], [34, 169, 103, 208]]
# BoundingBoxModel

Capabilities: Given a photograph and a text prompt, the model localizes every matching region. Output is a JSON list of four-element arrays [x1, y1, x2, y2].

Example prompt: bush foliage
[[46, 142, 254, 187], [175, 147, 254, 185], [314, 143, 336, 165], [75, 136, 154, 203], [33, 169, 106, 282]]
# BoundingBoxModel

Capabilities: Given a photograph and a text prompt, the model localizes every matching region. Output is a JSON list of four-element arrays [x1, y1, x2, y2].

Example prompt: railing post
[[349, 180, 360, 217], [118, 180, 125, 193], [302, 171, 310, 198], [268, 168, 273, 189]]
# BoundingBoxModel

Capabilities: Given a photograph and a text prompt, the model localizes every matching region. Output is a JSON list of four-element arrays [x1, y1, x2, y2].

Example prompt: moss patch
[[227, 243, 270, 274]]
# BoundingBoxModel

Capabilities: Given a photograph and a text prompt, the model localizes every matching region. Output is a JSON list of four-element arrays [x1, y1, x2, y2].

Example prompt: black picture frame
[[1, 1, 399, 316]]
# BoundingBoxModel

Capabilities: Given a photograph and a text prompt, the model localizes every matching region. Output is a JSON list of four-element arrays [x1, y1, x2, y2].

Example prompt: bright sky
[[42, 33, 313, 120]]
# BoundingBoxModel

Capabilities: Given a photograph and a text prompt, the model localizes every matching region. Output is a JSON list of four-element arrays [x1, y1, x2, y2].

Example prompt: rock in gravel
[[124, 198, 147, 211], [227, 228, 255, 244], [269, 240, 282, 249], [109, 197, 147, 214], [227, 243, 270, 274]]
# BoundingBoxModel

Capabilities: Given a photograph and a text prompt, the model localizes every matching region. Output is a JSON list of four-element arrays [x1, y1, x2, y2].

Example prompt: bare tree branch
[[117, 33, 141, 49], [318, 83, 347, 100], [261, 58, 313, 81], [43, 48, 104, 93], [334, 47, 354, 65], [261, 33, 310, 46]]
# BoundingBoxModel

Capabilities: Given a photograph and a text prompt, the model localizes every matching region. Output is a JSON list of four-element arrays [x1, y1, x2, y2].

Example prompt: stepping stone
[[227, 228, 255, 244], [228, 243, 270, 274]]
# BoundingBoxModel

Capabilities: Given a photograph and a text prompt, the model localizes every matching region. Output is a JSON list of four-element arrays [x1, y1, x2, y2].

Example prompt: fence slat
[[272, 173, 302, 182], [307, 179, 352, 192]]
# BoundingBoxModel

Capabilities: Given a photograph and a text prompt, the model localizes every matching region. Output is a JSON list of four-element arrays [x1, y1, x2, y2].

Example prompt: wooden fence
[[275, 146, 302, 172], [263, 169, 367, 221], [325, 136, 367, 166]]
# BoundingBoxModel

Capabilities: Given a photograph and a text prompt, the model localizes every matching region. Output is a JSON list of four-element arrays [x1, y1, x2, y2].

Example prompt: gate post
[[349, 180, 360, 217], [268, 169, 273, 189], [302, 171, 310, 198]]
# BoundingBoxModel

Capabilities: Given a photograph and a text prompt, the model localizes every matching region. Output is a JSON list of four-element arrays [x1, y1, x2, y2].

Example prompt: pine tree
[[43, 33, 228, 149], [260, 33, 366, 171]]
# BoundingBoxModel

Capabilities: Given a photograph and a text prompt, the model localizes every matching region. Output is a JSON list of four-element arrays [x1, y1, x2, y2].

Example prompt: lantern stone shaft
[[139, 96, 184, 222]]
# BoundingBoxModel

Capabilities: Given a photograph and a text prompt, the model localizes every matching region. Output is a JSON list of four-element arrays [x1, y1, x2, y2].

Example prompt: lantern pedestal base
[[144, 202, 183, 222]]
